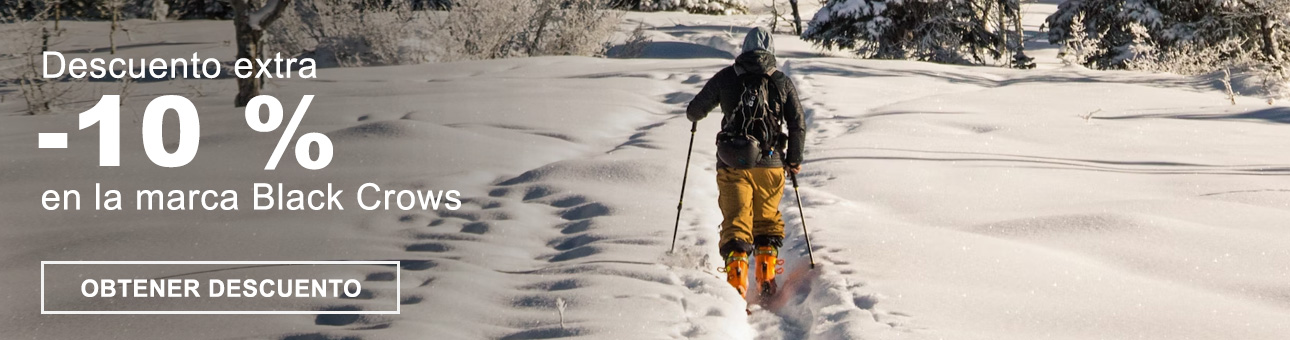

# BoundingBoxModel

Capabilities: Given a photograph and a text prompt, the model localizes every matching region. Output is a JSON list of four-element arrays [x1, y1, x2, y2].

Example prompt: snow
[[3, 1, 1290, 339]]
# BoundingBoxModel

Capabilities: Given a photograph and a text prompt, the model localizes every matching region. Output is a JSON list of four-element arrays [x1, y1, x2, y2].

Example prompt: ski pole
[[670, 121, 698, 253], [789, 171, 816, 269]]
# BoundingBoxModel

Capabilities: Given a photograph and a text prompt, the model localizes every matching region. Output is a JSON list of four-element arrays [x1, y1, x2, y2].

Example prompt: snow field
[[3, 2, 1290, 339]]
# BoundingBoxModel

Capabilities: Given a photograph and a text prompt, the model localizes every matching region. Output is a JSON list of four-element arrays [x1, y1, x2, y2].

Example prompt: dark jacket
[[687, 50, 806, 169]]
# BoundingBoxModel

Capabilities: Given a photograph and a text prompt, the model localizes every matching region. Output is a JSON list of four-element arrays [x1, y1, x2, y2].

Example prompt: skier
[[686, 27, 805, 301]]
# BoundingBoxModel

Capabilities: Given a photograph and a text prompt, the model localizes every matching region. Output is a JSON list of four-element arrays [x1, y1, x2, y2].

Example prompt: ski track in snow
[[280, 58, 911, 340], [738, 59, 919, 340], [273, 62, 777, 340]]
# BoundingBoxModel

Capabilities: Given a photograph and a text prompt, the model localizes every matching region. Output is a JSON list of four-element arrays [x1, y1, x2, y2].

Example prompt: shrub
[[608, 21, 651, 58], [0, 5, 81, 114], [266, 0, 431, 67], [435, 0, 621, 61]]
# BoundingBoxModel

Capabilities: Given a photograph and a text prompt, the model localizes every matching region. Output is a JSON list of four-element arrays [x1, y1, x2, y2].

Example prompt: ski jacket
[[687, 50, 806, 169]]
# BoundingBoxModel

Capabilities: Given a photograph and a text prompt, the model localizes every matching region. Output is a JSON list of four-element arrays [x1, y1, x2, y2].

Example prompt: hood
[[741, 27, 775, 55], [735, 27, 777, 75]]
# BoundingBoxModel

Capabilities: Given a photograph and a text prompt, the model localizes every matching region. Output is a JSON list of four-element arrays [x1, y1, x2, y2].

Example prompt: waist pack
[[717, 132, 764, 168]]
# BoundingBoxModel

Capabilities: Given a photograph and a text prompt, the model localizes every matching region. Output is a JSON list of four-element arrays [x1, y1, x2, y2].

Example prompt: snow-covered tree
[[1046, 0, 1290, 99], [1046, 0, 1290, 70], [803, 0, 1030, 66]]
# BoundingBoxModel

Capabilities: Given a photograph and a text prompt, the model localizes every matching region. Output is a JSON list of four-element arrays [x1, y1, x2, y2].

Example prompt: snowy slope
[[3, 2, 1290, 339]]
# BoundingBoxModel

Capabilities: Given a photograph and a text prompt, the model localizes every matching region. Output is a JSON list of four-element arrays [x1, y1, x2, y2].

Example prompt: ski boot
[[721, 250, 749, 299], [754, 245, 783, 299]]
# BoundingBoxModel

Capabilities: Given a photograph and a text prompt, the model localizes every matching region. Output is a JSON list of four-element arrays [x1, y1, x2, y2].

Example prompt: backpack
[[717, 72, 786, 169]]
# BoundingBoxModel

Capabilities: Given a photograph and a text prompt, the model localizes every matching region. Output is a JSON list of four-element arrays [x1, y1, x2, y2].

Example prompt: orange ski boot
[[754, 245, 782, 299], [722, 251, 749, 299]]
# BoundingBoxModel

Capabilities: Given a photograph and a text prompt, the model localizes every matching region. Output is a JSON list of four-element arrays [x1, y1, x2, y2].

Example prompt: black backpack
[[717, 72, 786, 168]]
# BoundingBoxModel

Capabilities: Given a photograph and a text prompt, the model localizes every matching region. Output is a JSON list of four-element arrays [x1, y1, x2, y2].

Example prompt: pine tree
[[803, 0, 1029, 66], [1045, 0, 1290, 70]]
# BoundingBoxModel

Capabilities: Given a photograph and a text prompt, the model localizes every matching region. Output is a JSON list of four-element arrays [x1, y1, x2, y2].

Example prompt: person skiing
[[686, 27, 805, 300]]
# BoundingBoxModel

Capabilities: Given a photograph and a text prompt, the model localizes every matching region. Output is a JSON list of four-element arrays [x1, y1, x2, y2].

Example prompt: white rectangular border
[[41, 261, 401, 315]]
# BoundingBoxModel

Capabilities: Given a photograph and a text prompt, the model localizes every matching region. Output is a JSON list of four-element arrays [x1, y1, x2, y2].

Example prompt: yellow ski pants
[[717, 167, 786, 249]]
